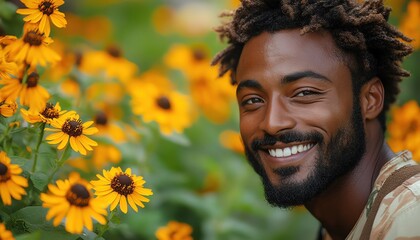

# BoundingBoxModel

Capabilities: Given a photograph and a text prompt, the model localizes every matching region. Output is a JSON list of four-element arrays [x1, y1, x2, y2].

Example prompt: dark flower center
[[66, 183, 90, 207], [38, 1, 55, 16], [0, 162, 11, 182], [62, 118, 83, 137], [26, 72, 39, 88], [111, 173, 134, 196], [192, 48, 206, 61], [41, 103, 59, 119], [106, 46, 121, 58], [23, 31, 43, 46], [95, 111, 108, 126], [156, 96, 171, 110]]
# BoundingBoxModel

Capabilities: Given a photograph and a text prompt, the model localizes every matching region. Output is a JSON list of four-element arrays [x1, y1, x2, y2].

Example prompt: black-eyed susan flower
[[16, 0, 67, 37], [45, 114, 98, 155], [0, 100, 18, 118], [94, 111, 127, 143], [40, 173, 107, 234], [187, 64, 235, 124], [21, 102, 74, 124], [0, 71, 50, 112], [164, 44, 209, 76], [0, 223, 14, 240], [0, 151, 28, 205], [131, 81, 194, 135], [78, 47, 138, 84], [5, 23, 60, 67], [91, 167, 153, 214], [155, 221, 193, 240]]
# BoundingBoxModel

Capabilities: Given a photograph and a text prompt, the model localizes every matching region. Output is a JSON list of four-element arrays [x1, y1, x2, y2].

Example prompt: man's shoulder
[[370, 169, 420, 239]]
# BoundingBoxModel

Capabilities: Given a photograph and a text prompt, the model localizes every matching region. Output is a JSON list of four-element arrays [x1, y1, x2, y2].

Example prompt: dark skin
[[235, 29, 396, 240]]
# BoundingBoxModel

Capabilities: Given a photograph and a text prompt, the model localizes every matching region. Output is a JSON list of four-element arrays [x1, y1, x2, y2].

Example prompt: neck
[[304, 125, 395, 240]]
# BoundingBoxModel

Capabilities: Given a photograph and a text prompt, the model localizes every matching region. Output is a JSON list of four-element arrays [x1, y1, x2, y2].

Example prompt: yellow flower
[[45, 114, 98, 155], [0, 100, 17, 117], [0, 223, 14, 240], [400, 0, 420, 49], [131, 81, 194, 135], [21, 102, 73, 124], [5, 23, 60, 67], [59, 77, 81, 99], [40, 173, 107, 234], [387, 100, 420, 161], [94, 111, 127, 143], [188, 64, 236, 124], [155, 221, 193, 240], [219, 130, 244, 154], [68, 145, 122, 172], [0, 46, 18, 80], [91, 167, 153, 214], [16, 0, 67, 37], [0, 71, 50, 112], [78, 47, 138, 84], [164, 44, 209, 76], [0, 151, 28, 205]]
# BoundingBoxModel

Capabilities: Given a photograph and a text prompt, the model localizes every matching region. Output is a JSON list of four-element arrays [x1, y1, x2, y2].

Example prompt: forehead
[[236, 29, 350, 83]]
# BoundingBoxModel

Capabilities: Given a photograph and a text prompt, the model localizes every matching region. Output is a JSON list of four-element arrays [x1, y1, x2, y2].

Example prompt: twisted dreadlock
[[212, 0, 413, 130]]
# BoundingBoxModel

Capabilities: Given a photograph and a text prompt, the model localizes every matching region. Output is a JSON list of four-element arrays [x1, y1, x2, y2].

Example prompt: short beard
[[244, 101, 366, 208]]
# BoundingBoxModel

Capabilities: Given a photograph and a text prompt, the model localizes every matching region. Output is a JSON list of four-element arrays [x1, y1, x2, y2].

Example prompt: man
[[212, 0, 420, 239]]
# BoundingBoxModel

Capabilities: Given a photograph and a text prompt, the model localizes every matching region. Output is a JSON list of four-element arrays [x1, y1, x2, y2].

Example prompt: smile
[[267, 143, 315, 158]]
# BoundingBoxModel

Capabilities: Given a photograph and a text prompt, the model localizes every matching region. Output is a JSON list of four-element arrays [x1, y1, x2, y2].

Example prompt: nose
[[260, 98, 296, 135]]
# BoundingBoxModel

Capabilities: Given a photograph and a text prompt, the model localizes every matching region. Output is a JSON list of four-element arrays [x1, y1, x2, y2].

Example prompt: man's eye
[[295, 90, 320, 97], [242, 97, 263, 106]]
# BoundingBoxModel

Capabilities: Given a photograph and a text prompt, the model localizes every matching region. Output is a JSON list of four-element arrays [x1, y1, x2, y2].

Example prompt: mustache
[[251, 131, 323, 151]]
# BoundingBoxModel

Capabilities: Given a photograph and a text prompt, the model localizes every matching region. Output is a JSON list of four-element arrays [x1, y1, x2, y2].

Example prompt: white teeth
[[276, 149, 283, 157], [283, 147, 291, 157], [268, 143, 314, 158], [291, 146, 297, 154]]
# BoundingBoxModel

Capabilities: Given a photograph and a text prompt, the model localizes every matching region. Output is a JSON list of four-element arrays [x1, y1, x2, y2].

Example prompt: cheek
[[239, 113, 262, 140]]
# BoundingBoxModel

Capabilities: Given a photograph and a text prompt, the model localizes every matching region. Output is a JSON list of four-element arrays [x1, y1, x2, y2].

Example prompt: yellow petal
[[119, 195, 128, 213]]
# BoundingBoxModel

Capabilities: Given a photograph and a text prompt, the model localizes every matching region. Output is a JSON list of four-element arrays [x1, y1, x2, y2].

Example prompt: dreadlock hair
[[212, 0, 413, 131]]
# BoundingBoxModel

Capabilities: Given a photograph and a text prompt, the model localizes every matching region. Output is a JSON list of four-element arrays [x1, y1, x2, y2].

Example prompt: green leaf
[[30, 172, 49, 191], [161, 132, 191, 146], [15, 230, 78, 240], [10, 207, 50, 232], [0, 1, 18, 20]]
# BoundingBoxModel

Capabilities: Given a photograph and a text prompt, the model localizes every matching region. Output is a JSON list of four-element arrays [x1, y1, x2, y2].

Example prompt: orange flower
[[219, 130, 244, 154], [155, 221, 193, 240], [387, 100, 420, 161], [400, 0, 420, 49], [16, 0, 67, 37]]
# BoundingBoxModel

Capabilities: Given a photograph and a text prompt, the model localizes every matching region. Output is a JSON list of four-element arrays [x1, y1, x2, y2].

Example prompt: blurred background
[[0, 0, 419, 239]]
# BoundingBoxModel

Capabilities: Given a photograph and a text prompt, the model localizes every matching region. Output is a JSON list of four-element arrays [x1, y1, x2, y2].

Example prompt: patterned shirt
[[324, 150, 420, 240]]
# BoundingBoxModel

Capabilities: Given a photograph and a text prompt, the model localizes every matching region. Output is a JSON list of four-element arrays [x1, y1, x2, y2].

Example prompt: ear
[[360, 77, 384, 120]]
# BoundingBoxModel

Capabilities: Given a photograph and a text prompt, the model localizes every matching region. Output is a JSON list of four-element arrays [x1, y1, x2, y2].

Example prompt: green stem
[[45, 143, 71, 186], [21, 64, 30, 84], [97, 209, 116, 237], [32, 122, 46, 172]]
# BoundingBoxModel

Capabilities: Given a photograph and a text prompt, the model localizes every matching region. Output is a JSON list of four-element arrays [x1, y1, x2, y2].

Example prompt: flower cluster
[[0, 1, 155, 238]]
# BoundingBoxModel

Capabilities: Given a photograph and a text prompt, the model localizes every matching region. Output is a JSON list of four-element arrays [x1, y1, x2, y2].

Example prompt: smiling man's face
[[235, 29, 366, 208]]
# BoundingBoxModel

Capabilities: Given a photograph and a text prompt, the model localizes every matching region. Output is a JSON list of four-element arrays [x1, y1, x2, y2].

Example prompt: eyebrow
[[282, 71, 331, 84], [236, 70, 331, 95], [236, 79, 263, 95]]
